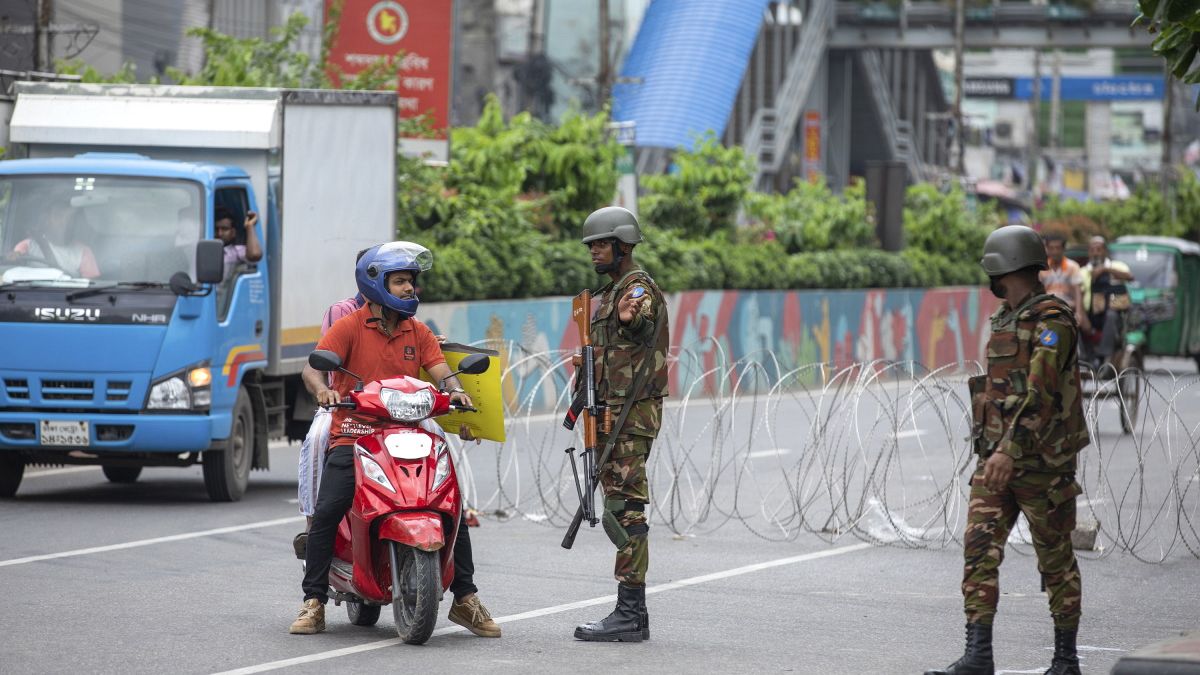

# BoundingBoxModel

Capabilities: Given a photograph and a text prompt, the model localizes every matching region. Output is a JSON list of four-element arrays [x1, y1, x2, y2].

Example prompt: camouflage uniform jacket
[[590, 266, 670, 440], [969, 288, 1089, 473]]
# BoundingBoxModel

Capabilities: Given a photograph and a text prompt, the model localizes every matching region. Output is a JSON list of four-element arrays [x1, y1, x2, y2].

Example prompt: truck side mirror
[[195, 239, 224, 284]]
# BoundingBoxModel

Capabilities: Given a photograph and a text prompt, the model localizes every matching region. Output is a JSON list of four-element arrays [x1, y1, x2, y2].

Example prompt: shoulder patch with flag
[[1038, 328, 1059, 347]]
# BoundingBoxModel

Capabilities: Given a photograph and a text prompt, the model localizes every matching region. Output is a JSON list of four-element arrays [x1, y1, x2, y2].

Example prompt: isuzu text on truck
[[0, 83, 396, 501]]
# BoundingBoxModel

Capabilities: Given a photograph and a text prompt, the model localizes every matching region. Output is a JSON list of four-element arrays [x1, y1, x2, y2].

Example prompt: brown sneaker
[[289, 599, 326, 634], [448, 593, 501, 637]]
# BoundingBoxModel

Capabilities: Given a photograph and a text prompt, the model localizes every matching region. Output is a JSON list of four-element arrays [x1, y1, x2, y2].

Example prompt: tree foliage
[[1136, 0, 1200, 106]]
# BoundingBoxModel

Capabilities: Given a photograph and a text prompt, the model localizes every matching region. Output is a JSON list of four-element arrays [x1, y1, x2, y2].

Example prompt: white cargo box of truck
[[8, 82, 397, 374]]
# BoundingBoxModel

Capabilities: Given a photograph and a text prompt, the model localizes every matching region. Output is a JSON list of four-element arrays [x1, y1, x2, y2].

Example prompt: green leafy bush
[[745, 179, 875, 253], [1036, 171, 1200, 243], [904, 184, 998, 261], [640, 133, 753, 237]]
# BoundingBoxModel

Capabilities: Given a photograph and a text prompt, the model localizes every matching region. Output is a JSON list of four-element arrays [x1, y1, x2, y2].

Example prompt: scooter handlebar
[[319, 399, 357, 411]]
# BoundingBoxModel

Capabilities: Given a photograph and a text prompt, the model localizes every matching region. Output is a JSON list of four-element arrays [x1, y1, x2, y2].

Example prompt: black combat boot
[[574, 584, 644, 642], [924, 622, 995, 675], [1044, 627, 1081, 675]]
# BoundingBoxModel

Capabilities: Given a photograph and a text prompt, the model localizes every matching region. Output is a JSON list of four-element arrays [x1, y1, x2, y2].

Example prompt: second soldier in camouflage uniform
[[573, 206, 670, 643], [927, 226, 1089, 675]]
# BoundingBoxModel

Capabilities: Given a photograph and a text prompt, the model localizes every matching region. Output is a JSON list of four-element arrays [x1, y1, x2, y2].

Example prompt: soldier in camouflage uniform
[[573, 206, 670, 643], [927, 226, 1089, 675]]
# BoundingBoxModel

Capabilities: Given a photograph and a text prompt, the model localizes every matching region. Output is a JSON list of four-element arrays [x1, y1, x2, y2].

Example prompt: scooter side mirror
[[458, 354, 490, 375], [308, 350, 342, 372], [308, 350, 365, 391]]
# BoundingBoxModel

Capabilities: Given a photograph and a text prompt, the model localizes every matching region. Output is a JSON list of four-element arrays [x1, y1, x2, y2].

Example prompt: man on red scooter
[[288, 242, 501, 638]]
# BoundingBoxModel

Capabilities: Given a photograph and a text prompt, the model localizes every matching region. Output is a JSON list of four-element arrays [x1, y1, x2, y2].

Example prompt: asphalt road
[[2, 360, 1198, 674]]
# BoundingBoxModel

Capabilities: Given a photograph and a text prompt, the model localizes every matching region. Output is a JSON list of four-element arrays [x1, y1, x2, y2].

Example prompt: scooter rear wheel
[[346, 600, 381, 626], [389, 541, 440, 645]]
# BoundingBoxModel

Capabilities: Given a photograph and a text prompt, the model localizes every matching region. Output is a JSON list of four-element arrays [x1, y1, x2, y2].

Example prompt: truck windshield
[[0, 175, 203, 286], [1112, 248, 1175, 290]]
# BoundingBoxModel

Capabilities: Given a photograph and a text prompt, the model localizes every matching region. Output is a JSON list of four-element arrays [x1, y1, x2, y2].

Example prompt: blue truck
[[0, 83, 396, 500]]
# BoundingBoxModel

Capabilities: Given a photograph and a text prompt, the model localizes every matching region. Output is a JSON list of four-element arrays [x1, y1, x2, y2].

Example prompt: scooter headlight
[[380, 388, 434, 422], [432, 441, 451, 490], [358, 452, 395, 493]]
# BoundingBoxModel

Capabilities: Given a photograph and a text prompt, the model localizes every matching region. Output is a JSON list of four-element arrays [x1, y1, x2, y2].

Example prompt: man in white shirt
[[1081, 236, 1134, 369]]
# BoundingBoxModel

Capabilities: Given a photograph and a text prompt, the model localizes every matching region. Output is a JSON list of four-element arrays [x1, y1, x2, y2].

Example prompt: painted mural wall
[[420, 287, 997, 413]]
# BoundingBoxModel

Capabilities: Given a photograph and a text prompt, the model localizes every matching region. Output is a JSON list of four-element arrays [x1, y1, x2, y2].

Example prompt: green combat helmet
[[581, 206, 642, 245], [980, 225, 1048, 276]]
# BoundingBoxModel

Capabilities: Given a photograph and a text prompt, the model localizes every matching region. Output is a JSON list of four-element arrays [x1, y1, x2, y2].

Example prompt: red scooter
[[307, 349, 489, 645]]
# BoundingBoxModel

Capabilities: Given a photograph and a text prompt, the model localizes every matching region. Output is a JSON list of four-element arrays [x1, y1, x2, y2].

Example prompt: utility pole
[[953, 0, 965, 174], [1027, 50, 1042, 193], [34, 0, 53, 71], [1162, 63, 1173, 205], [1049, 49, 1061, 151], [598, 0, 612, 108]]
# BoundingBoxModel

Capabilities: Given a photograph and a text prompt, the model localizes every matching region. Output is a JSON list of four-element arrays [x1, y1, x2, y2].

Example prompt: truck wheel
[[102, 466, 142, 484], [203, 387, 254, 502], [0, 454, 24, 498], [389, 542, 441, 645]]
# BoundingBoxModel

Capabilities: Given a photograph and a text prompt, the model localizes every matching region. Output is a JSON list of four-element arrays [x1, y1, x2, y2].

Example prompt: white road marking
[[21, 441, 295, 479], [23, 466, 99, 479], [211, 542, 874, 675], [747, 448, 790, 459], [895, 429, 926, 439], [0, 516, 304, 568], [284, 499, 299, 504]]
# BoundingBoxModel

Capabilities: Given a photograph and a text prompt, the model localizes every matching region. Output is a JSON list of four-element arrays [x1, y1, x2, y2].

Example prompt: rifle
[[561, 290, 611, 549], [561, 283, 665, 550]]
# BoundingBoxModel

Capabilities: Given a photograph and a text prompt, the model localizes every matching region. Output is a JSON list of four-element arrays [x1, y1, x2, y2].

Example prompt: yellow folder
[[420, 342, 506, 443]]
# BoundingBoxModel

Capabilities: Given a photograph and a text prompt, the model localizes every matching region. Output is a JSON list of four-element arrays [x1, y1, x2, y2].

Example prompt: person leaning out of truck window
[[214, 206, 263, 279], [10, 198, 99, 279]]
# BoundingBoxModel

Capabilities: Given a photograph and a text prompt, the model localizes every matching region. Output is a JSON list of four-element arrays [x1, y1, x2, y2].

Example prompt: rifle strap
[[592, 303, 666, 473]]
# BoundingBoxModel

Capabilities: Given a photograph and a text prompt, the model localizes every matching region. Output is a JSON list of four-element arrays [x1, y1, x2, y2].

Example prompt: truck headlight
[[147, 377, 190, 409], [380, 388, 433, 422], [432, 441, 451, 490], [146, 365, 211, 411]]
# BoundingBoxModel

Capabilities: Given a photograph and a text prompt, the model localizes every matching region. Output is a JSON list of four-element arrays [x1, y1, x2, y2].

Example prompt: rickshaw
[[1110, 236, 1200, 371], [1075, 235, 1200, 433]]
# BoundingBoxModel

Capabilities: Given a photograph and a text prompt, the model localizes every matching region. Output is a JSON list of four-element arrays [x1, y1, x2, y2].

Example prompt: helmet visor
[[374, 241, 433, 273]]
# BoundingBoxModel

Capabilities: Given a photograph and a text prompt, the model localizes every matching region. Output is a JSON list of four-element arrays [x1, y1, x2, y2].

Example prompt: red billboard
[[325, 0, 454, 137]]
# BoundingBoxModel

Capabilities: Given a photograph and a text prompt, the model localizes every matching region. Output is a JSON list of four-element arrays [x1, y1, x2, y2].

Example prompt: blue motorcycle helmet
[[355, 241, 434, 320]]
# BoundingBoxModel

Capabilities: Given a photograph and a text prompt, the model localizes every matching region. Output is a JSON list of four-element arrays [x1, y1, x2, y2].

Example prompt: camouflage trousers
[[962, 464, 1083, 629], [598, 435, 652, 588]]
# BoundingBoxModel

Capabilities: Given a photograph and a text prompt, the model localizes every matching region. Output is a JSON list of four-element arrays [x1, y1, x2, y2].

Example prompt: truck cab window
[[0, 176, 202, 285]]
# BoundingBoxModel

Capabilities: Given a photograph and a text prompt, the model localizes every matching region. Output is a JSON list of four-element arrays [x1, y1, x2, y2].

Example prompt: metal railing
[[858, 49, 925, 181], [744, 0, 832, 188]]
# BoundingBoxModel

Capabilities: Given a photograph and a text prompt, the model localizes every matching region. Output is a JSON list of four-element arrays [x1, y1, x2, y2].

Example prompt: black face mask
[[989, 277, 1008, 299], [593, 239, 625, 274]]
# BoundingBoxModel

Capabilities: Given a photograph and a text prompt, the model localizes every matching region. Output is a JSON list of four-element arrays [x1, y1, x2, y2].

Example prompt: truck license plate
[[40, 420, 89, 447]]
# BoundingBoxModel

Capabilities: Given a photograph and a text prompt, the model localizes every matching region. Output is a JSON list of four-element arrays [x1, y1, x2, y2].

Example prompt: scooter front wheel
[[389, 541, 441, 645]]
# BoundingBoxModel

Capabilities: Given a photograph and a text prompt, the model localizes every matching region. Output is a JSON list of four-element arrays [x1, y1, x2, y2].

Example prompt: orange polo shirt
[[315, 305, 446, 448]]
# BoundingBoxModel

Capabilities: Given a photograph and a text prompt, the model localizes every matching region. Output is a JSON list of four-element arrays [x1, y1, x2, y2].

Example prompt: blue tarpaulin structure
[[612, 0, 770, 151]]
